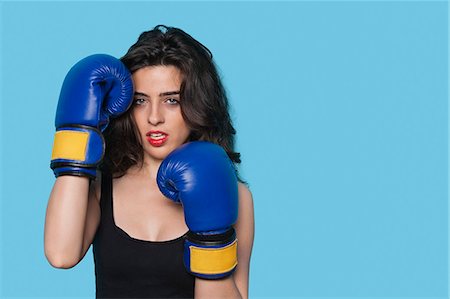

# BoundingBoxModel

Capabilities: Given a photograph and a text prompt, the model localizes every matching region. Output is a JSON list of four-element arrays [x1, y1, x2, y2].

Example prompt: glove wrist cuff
[[53, 166, 97, 179], [184, 228, 238, 279], [51, 125, 105, 178], [186, 227, 236, 246]]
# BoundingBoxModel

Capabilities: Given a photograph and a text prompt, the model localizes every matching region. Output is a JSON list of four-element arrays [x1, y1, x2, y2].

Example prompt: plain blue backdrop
[[0, 1, 448, 298]]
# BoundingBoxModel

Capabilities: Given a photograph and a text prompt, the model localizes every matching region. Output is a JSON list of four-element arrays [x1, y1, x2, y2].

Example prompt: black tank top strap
[[99, 170, 112, 213]]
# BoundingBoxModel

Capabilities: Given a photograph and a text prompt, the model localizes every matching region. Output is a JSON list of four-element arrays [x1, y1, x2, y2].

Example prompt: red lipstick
[[146, 130, 169, 147]]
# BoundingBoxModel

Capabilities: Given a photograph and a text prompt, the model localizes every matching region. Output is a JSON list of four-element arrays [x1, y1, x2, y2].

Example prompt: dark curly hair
[[103, 25, 242, 179]]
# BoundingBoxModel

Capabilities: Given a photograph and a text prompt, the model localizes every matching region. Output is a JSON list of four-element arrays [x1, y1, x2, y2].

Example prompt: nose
[[148, 101, 164, 125]]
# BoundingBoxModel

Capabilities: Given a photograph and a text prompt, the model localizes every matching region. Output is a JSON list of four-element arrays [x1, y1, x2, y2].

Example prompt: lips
[[146, 130, 169, 147]]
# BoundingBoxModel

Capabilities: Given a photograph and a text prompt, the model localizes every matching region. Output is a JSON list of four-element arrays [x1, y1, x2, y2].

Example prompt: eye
[[165, 98, 180, 105], [133, 98, 147, 106]]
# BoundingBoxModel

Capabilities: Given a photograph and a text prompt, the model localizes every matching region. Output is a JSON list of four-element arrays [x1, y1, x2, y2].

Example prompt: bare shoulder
[[232, 182, 254, 298], [237, 182, 254, 211], [236, 182, 255, 237]]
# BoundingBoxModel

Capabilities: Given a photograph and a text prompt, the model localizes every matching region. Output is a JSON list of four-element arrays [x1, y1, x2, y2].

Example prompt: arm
[[44, 54, 133, 269], [44, 176, 100, 268], [195, 183, 255, 299]]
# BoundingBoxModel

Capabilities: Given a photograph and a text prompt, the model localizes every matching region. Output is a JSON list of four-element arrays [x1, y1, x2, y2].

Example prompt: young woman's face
[[131, 65, 191, 161]]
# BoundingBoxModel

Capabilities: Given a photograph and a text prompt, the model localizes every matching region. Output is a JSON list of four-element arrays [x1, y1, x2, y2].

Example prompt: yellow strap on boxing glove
[[189, 239, 238, 275], [51, 130, 89, 161], [50, 126, 104, 178]]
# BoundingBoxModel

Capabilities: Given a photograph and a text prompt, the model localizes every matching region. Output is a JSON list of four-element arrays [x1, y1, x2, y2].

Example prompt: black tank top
[[92, 171, 195, 298]]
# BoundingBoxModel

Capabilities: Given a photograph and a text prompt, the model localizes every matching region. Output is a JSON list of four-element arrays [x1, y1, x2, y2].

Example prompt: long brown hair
[[103, 25, 242, 179]]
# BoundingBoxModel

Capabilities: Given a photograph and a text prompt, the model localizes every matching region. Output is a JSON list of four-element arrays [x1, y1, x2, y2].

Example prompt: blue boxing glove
[[157, 141, 239, 279], [50, 54, 133, 178]]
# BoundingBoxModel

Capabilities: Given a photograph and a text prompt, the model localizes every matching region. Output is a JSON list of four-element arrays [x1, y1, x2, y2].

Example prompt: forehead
[[132, 65, 182, 92]]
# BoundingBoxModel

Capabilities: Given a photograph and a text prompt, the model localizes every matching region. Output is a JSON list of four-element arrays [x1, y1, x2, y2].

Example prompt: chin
[[145, 145, 178, 161], [147, 150, 169, 161]]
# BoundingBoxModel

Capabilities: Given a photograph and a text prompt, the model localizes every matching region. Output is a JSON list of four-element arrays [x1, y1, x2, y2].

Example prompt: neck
[[127, 154, 163, 180]]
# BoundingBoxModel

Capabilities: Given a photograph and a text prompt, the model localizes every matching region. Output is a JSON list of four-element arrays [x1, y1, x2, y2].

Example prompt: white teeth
[[150, 133, 165, 139]]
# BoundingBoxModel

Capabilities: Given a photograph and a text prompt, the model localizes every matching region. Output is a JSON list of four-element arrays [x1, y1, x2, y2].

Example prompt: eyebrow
[[134, 91, 180, 97], [160, 91, 180, 97]]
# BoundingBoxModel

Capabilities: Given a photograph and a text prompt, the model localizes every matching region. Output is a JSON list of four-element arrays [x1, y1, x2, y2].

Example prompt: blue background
[[0, 1, 448, 298]]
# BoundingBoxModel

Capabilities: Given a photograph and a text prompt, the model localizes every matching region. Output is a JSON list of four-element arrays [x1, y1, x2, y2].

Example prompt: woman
[[45, 25, 254, 299]]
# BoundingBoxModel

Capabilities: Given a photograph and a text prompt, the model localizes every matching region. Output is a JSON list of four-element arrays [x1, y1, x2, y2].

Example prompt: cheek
[[131, 110, 146, 134], [169, 110, 190, 132], [177, 117, 191, 135], [174, 121, 191, 142]]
